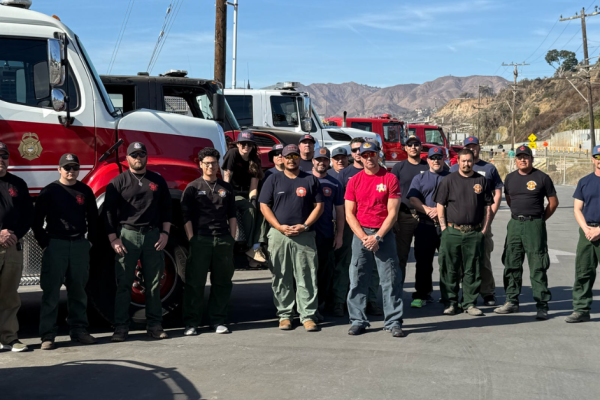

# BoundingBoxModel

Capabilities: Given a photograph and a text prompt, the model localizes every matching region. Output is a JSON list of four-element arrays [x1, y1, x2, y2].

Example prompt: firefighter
[[495, 146, 558, 319], [105, 142, 173, 341], [566, 145, 600, 323], [345, 141, 404, 337], [259, 144, 324, 332], [33, 153, 99, 350], [450, 136, 503, 306], [256, 144, 285, 252], [390, 135, 429, 286], [328, 147, 349, 181], [0, 142, 33, 353], [406, 147, 449, 308], [435, 149, 493, 316], [181, 148, 237, 336], [222, 130, 265, 263], [298, 134, 316, 172]]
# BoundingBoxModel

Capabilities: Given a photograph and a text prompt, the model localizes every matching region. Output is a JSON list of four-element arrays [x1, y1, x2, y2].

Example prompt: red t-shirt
[[345, 168, 401, 228]]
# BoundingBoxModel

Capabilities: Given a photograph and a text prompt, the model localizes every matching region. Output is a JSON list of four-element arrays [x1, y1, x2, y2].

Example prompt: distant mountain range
[[266, 75, 509, 118]]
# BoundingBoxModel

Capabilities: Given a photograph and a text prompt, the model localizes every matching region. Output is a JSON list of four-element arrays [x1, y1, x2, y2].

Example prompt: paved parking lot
[[1, 185, 599, 400]]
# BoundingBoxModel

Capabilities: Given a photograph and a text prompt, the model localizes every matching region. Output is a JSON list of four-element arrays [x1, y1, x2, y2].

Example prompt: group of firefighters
[[1, 132, 600, 351]]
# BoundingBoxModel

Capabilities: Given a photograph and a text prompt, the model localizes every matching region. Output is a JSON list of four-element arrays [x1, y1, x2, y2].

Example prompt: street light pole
[[227, 0, 239, 89]]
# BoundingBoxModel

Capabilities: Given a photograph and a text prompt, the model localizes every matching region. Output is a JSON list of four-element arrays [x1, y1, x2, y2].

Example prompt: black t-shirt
[[181, 178, 236, 236], [504, 168, 556, 217], [104, 170, 172, 235], [327, 168, 342, 181], [222, 148, 258, 192], [338, 165, 363, 190], [33, 181, 98, 248], [299, 157, 314, 172], [391, 159, 429, 209], [0, 172, 33, 239], [434, 171, 493, 225], [262, 167, 282, 183], [259, 171, 323, 226]]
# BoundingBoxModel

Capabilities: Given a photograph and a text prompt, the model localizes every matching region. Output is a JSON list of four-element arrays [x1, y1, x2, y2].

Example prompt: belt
[[49, 233, 85, 241], [512, 215, 543, 222], [448, 223, 482, 233], [123, 225, 156, 233], [588, 223, 600, 228]]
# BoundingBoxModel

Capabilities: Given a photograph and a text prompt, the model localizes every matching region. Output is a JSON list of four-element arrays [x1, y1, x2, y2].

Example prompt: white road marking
[[548, 249, 576, 263]]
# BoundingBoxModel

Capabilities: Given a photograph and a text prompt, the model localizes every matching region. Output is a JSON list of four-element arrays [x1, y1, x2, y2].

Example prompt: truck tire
[[87, 224, 186, 326]]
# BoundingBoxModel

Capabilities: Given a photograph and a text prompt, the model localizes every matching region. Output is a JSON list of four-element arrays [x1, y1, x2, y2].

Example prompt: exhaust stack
[[342, 111, 347, 128]]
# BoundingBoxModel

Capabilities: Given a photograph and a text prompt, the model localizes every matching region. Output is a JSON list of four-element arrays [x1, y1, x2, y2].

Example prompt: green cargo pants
[[267, 228, 318, 323], [332, 224, 379, 304], [501, 219, 551, 310], [114, 227, 164, 329], [572, 228, 600, 314], [236, 195, 260, 247], [39, 238, 91, 340], [184, 234, 235, 327], [0, 243, 23, 345], [438, 226, 484, 309]]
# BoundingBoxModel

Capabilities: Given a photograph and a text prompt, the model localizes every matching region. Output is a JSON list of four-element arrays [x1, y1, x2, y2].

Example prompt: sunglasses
[[272, 152, 283, 157], [361, 151, 377, 158], [594, 155, 600, 160], [129, 152, 147, 159], [239, 142, 255, 148], [406, 143, 420, 148], [0, 154, 9, 160], [429, 156, 443, 161], [284, 154, 299, 160], [62, 165, 80, 172], [351, 148, 361, 153]]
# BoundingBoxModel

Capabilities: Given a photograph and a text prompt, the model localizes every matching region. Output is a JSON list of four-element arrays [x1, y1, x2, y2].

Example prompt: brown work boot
[[70, 332, 98, 344], [278, 319, 292, 330], [41, 339, 55, 350], [111, 327, 129, 342], [303, 320, 319, 332], [147, 325, 169, 339]]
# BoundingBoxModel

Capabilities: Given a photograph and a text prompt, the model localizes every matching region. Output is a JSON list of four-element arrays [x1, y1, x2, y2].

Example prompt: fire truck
[[1, 1, 227, 323]]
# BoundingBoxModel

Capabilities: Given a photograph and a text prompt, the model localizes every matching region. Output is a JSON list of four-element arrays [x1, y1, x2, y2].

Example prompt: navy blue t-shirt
[[573, 172, 600, 224], [327, 168, 342, 182], [259, 170, 323, 226], [262, 167, 282, 183], [338, 165, 362, 190], [450, 160, 503, 191], [407, 170, 450, 220], [313, 174, 344, 238]]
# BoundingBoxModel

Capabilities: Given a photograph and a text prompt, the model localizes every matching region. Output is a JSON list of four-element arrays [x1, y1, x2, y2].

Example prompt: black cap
[[0, 142, 9, 155], [59, 153, 80, 167], [299, 134, 316, 144], [236, 130, 255, 143], [331, 147, 348, 157], [282, 144, 300, 156], [268, 144, 285, 161], [315, 147, 331, 159], [127, 142, 147, 154], [515, 145, 532, 156]]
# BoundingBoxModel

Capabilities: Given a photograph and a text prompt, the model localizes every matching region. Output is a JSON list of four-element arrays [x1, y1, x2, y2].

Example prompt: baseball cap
[[0, 142, 9, 155], [593, 145, 600, 156], [331, 147, 348, 157], [406, 135, 421, 144], [282, 144, 300, 156], [464, 136, 480, 146], [236, 130, 255, 143], [515, 145, 532, 156], [315, 147, 331, 159], [59, 153, 80, 167], [127, 142, 147, 154], [427, 147, 443, 158], [359, 141, 379, 154], [299, 134, 316, 144]]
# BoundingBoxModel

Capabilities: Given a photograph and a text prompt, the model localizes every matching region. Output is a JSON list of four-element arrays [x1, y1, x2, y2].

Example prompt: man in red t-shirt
[[345, 142, 405, 337]]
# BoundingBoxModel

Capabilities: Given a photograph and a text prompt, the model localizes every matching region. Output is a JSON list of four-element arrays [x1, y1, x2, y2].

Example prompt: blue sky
[[32, 0, 600, 88]]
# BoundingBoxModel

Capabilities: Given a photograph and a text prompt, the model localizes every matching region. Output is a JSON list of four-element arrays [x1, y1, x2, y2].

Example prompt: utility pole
[[475, 85, 489, 138], [561, 7, 600, 149], [214, 0, 227, 86], [227, 0, 239, 89], [502, 62, 528, 150]]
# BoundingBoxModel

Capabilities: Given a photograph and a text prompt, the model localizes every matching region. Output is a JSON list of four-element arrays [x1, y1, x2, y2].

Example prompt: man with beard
[[450, 136, 503, 306], [105, 142, 172, 342], [406, 147, 450, 308], [299, 134, 316, 172], [345, 141, 404, 337], [33, 153, 98, 350], [435, 149, 493, 316], [311, 147, 345, 314], [259, 144, 324, 332], [333, 138, 381, 317], [328, 147, 349, 181], [0, 142, 33, 353]]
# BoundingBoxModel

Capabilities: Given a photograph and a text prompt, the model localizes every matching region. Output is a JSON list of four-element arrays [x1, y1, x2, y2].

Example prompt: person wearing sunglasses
[[0, 142, 33, 353], [345, 142, 404, 337], [32, 153, 98, 350], [450, 136, 503, 307], [259, 144, 324, 332], [567, 144, 600, 323], [406, 147, 450, 309], [222, 130, 265, 264], [495, 145, 558, 320], [104, 142, 172, 342]]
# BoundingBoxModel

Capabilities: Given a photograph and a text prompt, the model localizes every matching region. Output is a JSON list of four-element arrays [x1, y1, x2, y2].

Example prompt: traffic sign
[[528, 133, 537, 142], [528, 142, 537, 149]]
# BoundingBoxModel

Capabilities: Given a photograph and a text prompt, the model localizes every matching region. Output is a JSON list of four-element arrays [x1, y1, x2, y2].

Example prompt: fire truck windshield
[[270, 96, 299, 128], [382, 122, 403, 143]]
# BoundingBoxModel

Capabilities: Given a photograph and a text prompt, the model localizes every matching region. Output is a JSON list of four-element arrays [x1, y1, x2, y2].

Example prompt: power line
[[148, 0, 186, 74], [524, 18, 559, 62], [107, 0, 136, 74], [529, 20, 572, 64], [147, 2, 174, 73]]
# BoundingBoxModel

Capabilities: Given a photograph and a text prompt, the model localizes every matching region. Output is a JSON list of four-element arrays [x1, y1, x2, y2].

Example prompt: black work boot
[[147, 325, 169, 339], [366, 302, 383, 316], [71, 332, 98, 344], [111, 327, 129, 342]]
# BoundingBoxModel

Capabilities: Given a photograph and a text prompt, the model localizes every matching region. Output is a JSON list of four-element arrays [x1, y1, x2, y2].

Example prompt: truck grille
[[20, 230, 43, 286], [253, 135, 277, 147], [327, 130, 352, 142]]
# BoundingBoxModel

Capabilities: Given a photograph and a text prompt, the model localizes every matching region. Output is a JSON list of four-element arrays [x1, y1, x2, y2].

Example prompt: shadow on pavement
[[0, 359, 201, 400]]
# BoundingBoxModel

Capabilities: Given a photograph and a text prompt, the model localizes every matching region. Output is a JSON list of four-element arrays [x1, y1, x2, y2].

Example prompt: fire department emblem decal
[[296, 187, 307, 197], [376, 183, 386, 193], [526, 181, 537, 191], [149, 182, 158, 191], [8, 187, 17, 197], [319, 148, 327, 155], [18, 133, 43, 160], [473, 184, 482, 194], [76, 194, 85, 205], [218, 189, 227, 198], [391, 153, 397, 159], [363, 143, 372, 149], [323, 187, 332, 197]]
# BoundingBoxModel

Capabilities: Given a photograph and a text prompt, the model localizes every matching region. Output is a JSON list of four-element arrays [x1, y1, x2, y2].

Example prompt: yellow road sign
[[528, 142, 537, 149], [528, 133, 537, 142]]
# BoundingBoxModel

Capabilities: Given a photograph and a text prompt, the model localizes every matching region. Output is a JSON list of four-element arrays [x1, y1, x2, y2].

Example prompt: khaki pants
[[0, 244, 23, 345]]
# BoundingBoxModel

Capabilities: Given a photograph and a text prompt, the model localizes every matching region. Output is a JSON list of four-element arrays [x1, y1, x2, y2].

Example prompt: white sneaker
[[213, 325, 230, 334], [183, 327, 198, 336], [246, 247, 266, 263]]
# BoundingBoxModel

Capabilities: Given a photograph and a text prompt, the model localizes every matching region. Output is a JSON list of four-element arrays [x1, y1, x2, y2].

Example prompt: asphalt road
[[2, 185, 599, 400]]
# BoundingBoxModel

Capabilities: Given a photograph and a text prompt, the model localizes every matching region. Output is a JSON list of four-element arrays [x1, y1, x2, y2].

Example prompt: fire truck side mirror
[[300, 96, 312, 133], [213, 93, 225, 123], [47, 38, 65, 87], [51, 89, 67, 112]]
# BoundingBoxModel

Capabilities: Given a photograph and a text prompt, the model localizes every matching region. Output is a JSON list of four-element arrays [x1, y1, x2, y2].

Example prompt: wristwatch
[[303, 224, 309, 231], [161, 230, 170, 236], [375, 235, 383, 243]]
